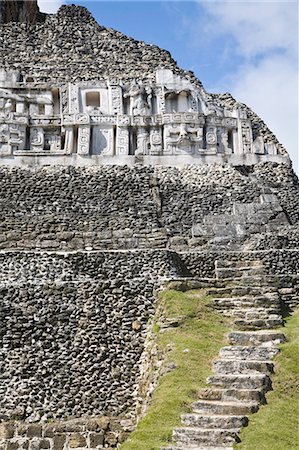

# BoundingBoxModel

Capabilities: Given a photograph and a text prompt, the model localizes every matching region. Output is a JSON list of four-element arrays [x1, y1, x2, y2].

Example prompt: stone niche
[[0, 69, 287, 165]]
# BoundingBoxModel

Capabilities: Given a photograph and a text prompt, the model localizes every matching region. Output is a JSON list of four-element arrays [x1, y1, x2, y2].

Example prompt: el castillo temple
[[0, 1, 298, 449]]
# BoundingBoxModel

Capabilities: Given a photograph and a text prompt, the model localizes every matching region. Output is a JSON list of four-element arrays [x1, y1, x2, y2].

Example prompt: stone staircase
[[162, 259, 286, 449]]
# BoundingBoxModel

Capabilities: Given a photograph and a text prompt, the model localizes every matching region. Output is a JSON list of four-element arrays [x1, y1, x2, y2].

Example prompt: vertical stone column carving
[[60, 85, 69, 114], [77, 126, 90, 155], [108, 81, 123, 115], [69, 84, 79, 114], [136, 127, 149, 155], [63, 126, 74, 154], [150, 126, 162, 155], [156, 87, 166, 114], [116, 126, 129, 155], [240, 120, 253, 154], [0, 124, 11, 155], [76, 114, 90, 155], [189, 93, 198, 112], [116, 116, 130, 155], [205, 125, 217, 153]]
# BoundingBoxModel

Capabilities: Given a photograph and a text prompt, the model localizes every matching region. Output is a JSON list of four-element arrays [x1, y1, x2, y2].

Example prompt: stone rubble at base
[[0, 68, 287, 165]]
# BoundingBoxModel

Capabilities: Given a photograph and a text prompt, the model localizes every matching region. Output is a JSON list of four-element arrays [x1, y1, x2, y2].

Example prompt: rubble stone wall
[[181, 249, 299, 278], [0, 278, 156, 422], [0, 250, 186, 285], [0, 163, 298, 251]]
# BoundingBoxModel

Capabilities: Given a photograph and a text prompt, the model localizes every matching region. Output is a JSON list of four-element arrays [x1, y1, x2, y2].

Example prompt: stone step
[[222, 309, 281, 320], [216, 267, 266, 280], [221, 275, 278, 286], [213, 359, 274, 375], [181, 413, 248, 429], [198, 388, 266, 404], [206, 286, 276, 297], [215, 260, 264, 269], [192, 400, 259, 415], [207, 373, 272, 391], [211, 295, 280, 309], [220, 345, 280, 360], [228, 331, 285, 346], [173, 427, 240, 447], [234, 316, 283, 330]]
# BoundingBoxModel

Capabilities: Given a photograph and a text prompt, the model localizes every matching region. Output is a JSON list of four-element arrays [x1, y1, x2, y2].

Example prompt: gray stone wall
[[0, 163, 298, 251], [0, 279, 155, 421], [0, 251, 186, 285], [0, 418, 131, 450], [181, 249, 299, 279]]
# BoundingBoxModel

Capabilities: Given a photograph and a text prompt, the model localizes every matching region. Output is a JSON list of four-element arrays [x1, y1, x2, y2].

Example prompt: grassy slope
[[235, 309, 299, 450], [120, 289, 231, 450]]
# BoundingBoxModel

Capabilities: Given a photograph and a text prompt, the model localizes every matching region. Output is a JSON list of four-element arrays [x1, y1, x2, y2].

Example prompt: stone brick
[[86, 418, 110, 432], [53, 434, 66, 450], [104, 432, 118, 446], [38, 440, 50, 449], [27, 426, 42, 438], [68, 434, 86, 448], [89, 433, 104, 448], [0, 424, 15, 439]]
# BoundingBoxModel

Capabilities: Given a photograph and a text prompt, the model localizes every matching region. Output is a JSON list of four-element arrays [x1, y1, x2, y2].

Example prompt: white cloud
[[197, 0, 299, 173], [231, 55, 298, 173], [38, 0, 63, 14], [202, 1, 297, 59]]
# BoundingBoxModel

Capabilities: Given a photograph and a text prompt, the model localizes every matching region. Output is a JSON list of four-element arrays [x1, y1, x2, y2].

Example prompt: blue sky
[[38, 0, 298, 173]]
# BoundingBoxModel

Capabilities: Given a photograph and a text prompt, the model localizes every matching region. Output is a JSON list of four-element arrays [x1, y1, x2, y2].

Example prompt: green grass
[[120, 288, 231, 450], [235, 309, 299, 450]]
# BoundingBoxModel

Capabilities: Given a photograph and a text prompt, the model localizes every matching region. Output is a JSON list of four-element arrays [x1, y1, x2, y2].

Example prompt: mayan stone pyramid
[[0, 2, 298, 449]]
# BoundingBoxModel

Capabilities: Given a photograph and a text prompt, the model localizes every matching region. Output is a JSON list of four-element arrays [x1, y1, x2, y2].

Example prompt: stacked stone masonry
[[0, 162, 298, 432], [0, 163, 298, 251]]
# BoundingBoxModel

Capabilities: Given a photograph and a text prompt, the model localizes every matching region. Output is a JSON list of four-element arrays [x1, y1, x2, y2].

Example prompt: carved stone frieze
[[30, 127, 44, 150], [109, 85, 123, 115], [116, 127, 129, 155], [240, 120, 253, 154], [136, 127, 149, 155], [77, 125, 90, 155], [69, 84, 79, 114], [0, 69, 289, 162]]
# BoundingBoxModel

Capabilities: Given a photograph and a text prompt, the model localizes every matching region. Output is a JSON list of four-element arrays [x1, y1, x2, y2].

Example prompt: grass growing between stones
[[120, 288, 231, 450], [235, 308, 299, 450]]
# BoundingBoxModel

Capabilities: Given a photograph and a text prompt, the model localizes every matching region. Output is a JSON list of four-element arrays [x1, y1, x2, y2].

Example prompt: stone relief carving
[[30, 127, 44, 149], [124, 82, 151, 116], [0, 70, 288, 161], [116, 127, 129, 155], [150, 127, 162, 155], [77, 126, 90, 155], [164, 122, 203, 154], [110, 85, 123, 115], [206, 126, 217, 145], [241, 120, 252, 154], [0, 124, 10, 155], [136, 127, 149, 155]]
